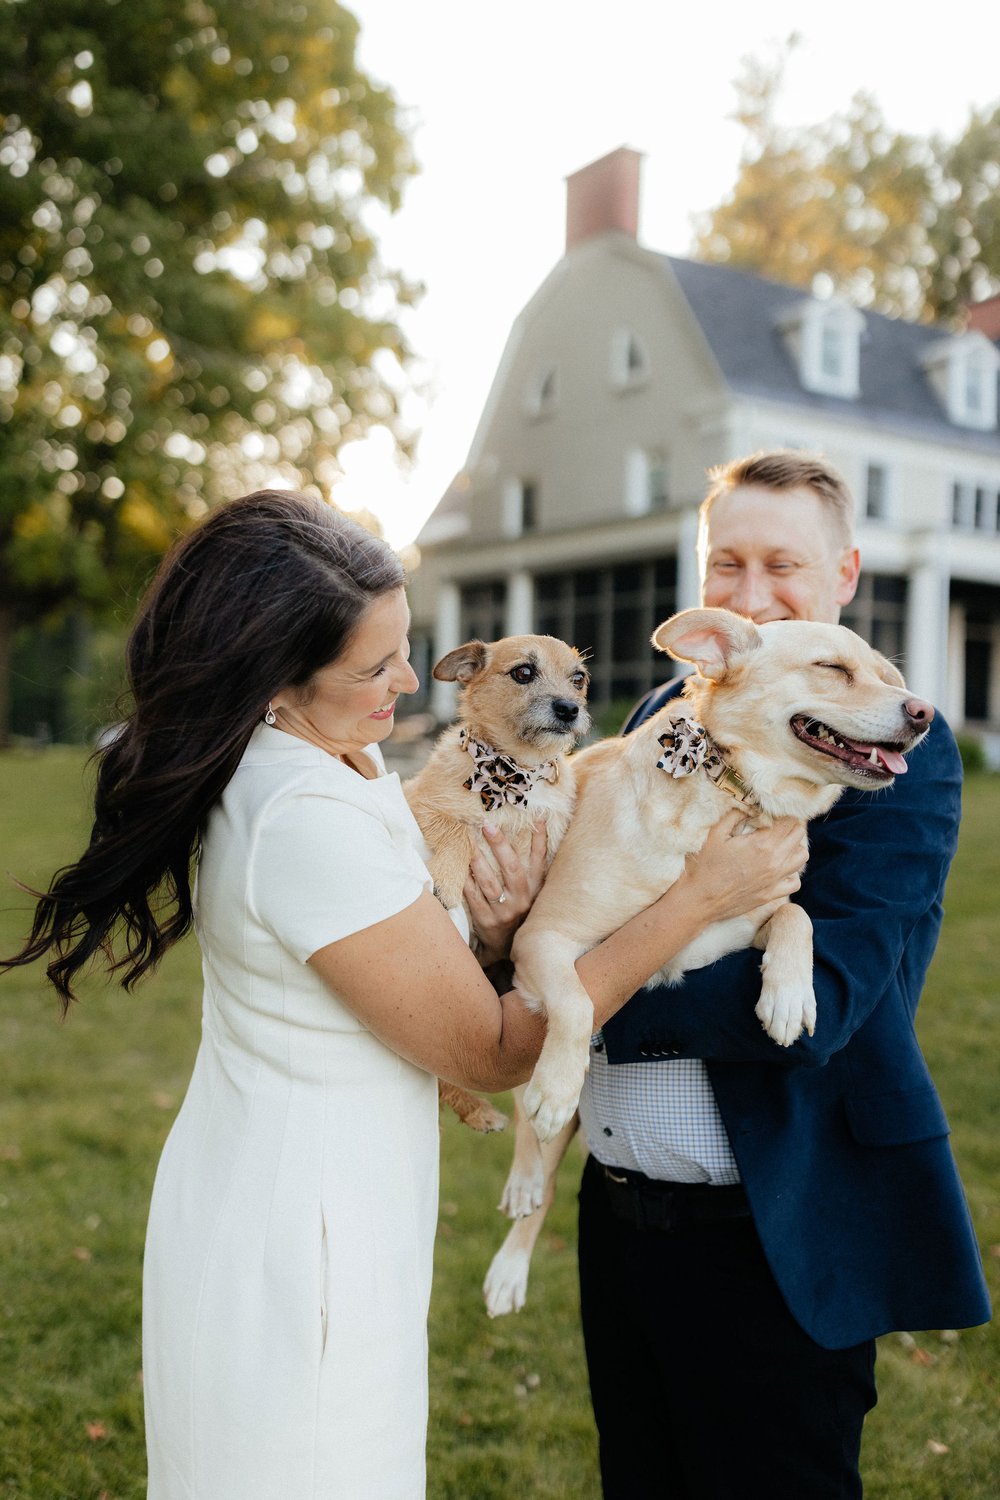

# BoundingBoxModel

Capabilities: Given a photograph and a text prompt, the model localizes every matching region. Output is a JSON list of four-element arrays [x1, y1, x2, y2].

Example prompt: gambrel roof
[[663, 255, 1000, 455]]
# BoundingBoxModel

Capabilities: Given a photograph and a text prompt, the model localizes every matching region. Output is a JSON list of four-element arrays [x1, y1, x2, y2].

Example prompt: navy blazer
[[601, 681, 991, 1349]]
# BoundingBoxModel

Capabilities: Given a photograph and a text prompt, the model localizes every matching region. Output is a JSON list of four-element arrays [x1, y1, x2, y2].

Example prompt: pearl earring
[[264, 702, 277, 726]]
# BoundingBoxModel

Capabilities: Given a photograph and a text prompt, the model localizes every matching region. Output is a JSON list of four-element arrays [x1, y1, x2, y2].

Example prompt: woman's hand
[[681, 810, 808, 924], [464, 819, 548, 966]]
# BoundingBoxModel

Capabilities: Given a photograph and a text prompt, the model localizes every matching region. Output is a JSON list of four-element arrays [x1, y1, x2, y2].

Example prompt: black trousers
[[578, 1156, 877, 1500]]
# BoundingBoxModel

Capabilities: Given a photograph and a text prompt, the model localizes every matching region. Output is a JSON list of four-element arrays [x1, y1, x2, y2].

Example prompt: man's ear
[[432, 640, 489, 684], [836, 546, 861, 608], [652, 609, 763, 681]]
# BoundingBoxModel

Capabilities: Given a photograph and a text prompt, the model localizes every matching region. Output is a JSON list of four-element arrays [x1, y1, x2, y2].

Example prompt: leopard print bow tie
[[656, 715, 724, 778], [656, 715, 757, 806], [459, 729, 559, 811]]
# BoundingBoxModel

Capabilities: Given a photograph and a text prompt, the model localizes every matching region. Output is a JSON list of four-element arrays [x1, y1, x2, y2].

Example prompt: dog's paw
[[499, 1161, 545, 1219], [522, 1073, 583, 1144], [483, 1246, 530, 1318], [461, 1099, 508, 1134], [756, 982, 816, 1048]]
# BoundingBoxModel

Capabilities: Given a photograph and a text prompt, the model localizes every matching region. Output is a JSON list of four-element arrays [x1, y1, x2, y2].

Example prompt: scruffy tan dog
[[483, 606, 933, 1315], [403, 634, 591, 1132]]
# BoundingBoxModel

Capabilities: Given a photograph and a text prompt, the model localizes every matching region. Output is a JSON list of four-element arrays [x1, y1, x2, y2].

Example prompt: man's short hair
[[700, 450, 856, 550]]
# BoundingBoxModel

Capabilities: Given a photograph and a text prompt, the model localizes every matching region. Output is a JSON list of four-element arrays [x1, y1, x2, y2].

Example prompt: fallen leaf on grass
[[988, 1243, 1000, 1259], [457, 1412, 473, 1428], [440, 1201, 458, 1217], [72, 1246, 92, 1262], [926, 1439, 950, 1456], [152, 1092, 174, 1110], [86, 1421, 107, 1441], [910, 1347, 936, 1367]]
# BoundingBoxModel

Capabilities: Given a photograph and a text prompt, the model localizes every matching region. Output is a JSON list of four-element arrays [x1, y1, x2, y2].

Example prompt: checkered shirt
[[578, 1036, 741, 1185]]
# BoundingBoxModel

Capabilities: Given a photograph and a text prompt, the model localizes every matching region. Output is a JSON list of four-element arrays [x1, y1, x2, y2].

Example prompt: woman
[[4, 491, 806, 1498]]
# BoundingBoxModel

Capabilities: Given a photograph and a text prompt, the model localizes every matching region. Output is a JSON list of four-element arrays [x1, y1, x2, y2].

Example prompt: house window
[[965, 358, 986, 418], [502, 479, 538, 536], [820, 323, 845, 381], [520, 482, 537, 533], [647, 451, 670, 510], [864, 464, 887, 521], [527, 367, 558, 418], [924, 334, 999, 430], [841, 574, 907, 667], [952, 481, 974, 528], [784, 298, 864, 400], [535, 557, 677, 712], [611, 327, 649, 389], [974, 486, 989, 528], [459, 580, 506, 645], [952, 480, 999, 530], [624, 448, 671, 515]]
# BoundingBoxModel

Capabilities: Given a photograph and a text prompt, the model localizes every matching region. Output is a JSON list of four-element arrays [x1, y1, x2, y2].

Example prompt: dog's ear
[[652, 609, 763, 680], [432, 640, 489, 683], [871, 651, 906, 689]]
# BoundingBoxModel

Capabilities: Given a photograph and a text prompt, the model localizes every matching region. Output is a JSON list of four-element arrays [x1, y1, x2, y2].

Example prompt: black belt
[[595, 1159, 752, 1233]]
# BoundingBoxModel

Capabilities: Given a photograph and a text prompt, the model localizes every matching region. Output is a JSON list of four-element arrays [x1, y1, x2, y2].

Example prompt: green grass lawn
[[1, 749, 997, 1499]]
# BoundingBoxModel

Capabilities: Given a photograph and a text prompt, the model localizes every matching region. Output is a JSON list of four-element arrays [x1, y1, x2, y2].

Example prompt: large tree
[[0, 0, 418, 742], [694, 46, 1000, 325]]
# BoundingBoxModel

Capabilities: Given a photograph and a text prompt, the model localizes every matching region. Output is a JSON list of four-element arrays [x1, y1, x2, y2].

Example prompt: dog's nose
[[903, 697, 935, 725], [551, 699, 580, 724]]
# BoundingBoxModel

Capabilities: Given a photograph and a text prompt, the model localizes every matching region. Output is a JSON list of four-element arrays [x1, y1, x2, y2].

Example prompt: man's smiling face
[[700, 483, 860, 626]]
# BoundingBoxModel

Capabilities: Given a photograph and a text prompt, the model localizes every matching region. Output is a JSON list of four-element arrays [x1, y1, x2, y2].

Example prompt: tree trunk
[[0, 605, 14, 749]]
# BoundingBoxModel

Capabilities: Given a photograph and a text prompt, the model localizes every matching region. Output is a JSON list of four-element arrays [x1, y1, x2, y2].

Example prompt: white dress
[[143, 724, 444, 1499]]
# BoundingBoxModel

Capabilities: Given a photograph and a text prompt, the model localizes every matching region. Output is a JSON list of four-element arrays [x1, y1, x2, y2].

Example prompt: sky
[[333, 0, 1000, 548]]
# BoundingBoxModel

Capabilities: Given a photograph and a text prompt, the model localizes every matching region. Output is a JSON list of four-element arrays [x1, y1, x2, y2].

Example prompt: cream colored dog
[[483, 606, 933, 1315], [403, 633, 590, 1131]]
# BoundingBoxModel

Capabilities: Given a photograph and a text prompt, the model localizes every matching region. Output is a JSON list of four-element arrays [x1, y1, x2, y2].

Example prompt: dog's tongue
[[842, 736, 908, 775]]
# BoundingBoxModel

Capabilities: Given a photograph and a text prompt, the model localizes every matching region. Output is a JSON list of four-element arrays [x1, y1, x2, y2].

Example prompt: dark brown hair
[[3, 489, 405, 1009]]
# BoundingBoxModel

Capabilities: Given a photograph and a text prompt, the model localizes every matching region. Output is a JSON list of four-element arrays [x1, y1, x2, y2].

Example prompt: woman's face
[[270, 588, 418, 757]]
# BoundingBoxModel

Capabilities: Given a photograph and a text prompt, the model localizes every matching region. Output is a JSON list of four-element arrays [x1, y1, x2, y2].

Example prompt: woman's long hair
[[3, 489, 405, 1011]]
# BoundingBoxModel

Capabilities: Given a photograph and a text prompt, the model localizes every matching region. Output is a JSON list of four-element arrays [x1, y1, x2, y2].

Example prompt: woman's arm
[[308, 811, 807, 1092]]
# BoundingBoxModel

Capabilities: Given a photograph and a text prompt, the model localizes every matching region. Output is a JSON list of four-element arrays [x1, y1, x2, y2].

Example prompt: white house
[[407, 148, 1000, 747]]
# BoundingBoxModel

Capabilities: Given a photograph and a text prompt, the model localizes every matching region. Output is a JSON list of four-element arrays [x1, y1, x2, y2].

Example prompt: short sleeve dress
[[142, 724, 444, 1499]]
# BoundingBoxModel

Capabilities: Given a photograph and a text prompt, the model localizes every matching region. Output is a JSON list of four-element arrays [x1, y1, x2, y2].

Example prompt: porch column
[[505, 569, 535, 636], [676, 506, 702, 612], [906, 544, 950, 705], [946, 604, 965, 727]]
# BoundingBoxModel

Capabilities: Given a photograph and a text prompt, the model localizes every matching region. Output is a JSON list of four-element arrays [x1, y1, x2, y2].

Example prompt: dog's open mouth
[[790, 714, 912, 781]]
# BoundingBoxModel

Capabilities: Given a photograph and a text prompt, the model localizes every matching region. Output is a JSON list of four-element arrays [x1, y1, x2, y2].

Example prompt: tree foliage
[[694, 45, 1000, 325], [0, 0, 418, 740]]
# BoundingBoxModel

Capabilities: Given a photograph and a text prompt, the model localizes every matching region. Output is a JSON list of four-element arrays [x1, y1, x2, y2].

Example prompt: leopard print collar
[[655, 715, 757, 807], [459, 728, 559, 811]]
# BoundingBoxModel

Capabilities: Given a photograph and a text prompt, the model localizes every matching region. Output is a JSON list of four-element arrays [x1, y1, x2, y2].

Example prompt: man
[[576, 450, 990, 1500]]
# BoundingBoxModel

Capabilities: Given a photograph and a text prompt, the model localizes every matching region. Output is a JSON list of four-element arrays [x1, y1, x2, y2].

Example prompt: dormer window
[[922, 332, 999, 431], [611, 327, 648, 390], [820, 322, 846, 381], [780, 297, 865, 400]]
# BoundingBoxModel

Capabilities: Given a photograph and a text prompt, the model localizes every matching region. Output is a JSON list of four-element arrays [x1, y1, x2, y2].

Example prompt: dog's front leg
[[752, 903, 816, 1047], [514, 933, 594, 1143], [497, 1085, 545, 1218], [483, 1111, 579, 1317]]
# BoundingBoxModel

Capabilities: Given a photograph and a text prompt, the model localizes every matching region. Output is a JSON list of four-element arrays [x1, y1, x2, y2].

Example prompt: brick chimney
[[966, 293, 1000, 341], [565, 146, 643, 254]]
